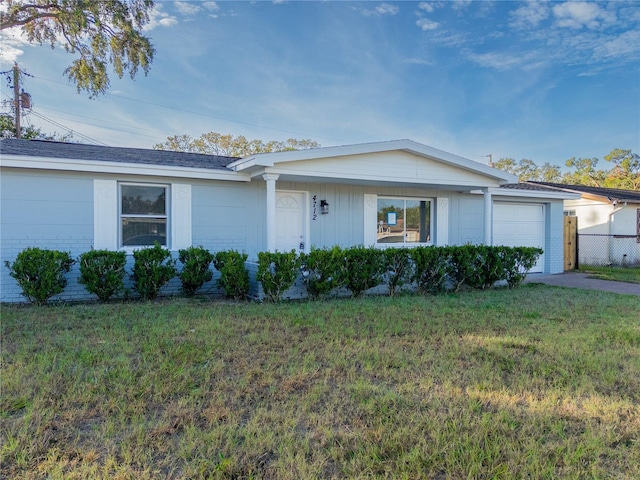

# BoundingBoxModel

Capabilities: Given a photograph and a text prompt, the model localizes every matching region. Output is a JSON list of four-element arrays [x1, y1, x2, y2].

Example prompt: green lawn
[[2, 286, 639, 479], [577, 265, 640, 284]]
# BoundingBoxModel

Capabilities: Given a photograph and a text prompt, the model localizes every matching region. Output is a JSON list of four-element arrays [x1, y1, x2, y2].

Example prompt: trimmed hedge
[[131, 243, 177, 300], [383, 248, 414, 296], [78, 249, 127, 302], [7, 244, 543, 304], [178, 246, 214, 297], [409, 246, 450, 295], [342, 246, 385, 297], [213, 250, 249, 300], [5, 247, 75, 305], [300, 246, 345, 300], [257, 250, 301, 302]]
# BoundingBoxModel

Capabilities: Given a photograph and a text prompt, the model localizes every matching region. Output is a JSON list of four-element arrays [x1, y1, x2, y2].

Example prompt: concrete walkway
[[524, 272, 640, 297]]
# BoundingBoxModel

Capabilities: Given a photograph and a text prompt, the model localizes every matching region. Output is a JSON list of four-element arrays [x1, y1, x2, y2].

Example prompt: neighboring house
[[1, 138, 576, 302], [529, 182, 640, 267]]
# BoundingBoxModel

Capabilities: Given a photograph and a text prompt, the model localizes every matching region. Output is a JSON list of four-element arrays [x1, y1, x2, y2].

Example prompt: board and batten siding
[[273, 151, 502, 188], [277, 181, 452, 249]]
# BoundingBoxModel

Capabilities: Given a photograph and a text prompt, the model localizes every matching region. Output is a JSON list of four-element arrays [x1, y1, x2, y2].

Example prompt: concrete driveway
[[525, 272, 640, 297]]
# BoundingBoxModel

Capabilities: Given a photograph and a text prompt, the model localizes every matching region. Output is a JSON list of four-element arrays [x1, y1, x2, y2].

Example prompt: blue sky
[[1, 1, 639, 168]]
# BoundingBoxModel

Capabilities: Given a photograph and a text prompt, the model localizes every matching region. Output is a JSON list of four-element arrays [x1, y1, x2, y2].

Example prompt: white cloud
[[0, 40, 24, 63], [451, 0, 472, 11], [174, 1, 202, 16], [467, 52, 523, 70], [418, 2, 434, 13], [144, 5, 178, 31], [431, 30, 467, 47], [403, 57, 436, 66], [509, 1, 549, 29], [0, 26, 29, 62], [203, 2, 220, 11], [362, 3, 399, 16], [552, 2, 615, 29], [593, 30, 640, 61], [418, 2, 443, 13], [416, 18, 439, 31]]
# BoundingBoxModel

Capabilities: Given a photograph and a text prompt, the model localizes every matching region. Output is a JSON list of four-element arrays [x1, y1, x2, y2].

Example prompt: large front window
[[120, 184, 168, 247], [377, 197, 431, 244]]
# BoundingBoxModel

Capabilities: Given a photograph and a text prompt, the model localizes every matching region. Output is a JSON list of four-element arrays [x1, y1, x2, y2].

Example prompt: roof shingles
[[528, 181, 640, 203], [0, 138, 240, 171]]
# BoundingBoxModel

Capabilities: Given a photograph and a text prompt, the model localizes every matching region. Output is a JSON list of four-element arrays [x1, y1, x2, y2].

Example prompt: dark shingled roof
[[0, 138, 240, 170], [528, 181, 640, 203], [499, 183, 566, 192]]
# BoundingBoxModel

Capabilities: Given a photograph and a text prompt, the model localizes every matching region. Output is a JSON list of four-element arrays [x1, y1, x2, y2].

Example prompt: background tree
[[602, 148, 640, 190], [493, 157, 562, 182], [561, 157, 607, 187], [0, 113, 70, 140], [494, 150, 638, 189], [0, 0, 155, 97], [154, 132, 321, 157]]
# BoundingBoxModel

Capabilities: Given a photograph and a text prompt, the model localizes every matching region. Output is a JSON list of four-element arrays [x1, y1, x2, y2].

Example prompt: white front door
[[276, 191, 307, 253]]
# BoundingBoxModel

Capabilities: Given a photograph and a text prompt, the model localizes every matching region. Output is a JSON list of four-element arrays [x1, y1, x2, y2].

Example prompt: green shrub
[[501, 246, 544, 288], [382, 248, 414, 296], [448, 245, 478, 291], [213, 250, 249, 300], [5, 247, 75, 305], [257, 250, 301, 302], [300, 246, 345, 299], [464, 245, 506, 290], [342, 246, 385, 297], [78, 249, 127, 301], [410, 246, 451, 294], [130, 243, 177, 300], [178, 246, 214, 297]]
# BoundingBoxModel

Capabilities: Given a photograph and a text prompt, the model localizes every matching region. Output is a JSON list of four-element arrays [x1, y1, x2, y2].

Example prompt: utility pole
[[13, 62, 20, 139], [486, 154, 494, 168]]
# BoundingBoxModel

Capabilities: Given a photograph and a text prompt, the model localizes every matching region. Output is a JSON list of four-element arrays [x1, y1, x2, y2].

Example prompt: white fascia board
[[0, 154, 249, 182], [228, 139, 517, 183], [472, 187, 581, 200], [266, 166, 500, 187]]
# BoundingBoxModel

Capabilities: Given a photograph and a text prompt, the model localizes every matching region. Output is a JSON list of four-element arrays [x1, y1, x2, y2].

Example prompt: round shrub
[[5, 247, 75, 305], [78, 249, 127, 301]]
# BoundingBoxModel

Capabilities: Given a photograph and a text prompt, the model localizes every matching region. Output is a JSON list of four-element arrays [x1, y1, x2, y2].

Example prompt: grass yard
[[2, 285, 639, 479], [577, 265, 640, 284]]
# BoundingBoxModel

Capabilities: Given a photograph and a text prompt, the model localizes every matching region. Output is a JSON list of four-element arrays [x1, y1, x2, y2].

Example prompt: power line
[[27, 110, 109, 146], [36, 105, 171, 137], [1, 89, 164, 143], [32, 106, 167, 140], [29, 74, 345, 144]]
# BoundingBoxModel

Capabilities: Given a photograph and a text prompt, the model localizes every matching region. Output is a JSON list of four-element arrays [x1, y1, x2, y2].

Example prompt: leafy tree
[[154, 132, 320, 157], [494, 157, 561, 182], [0, 0, 155, 97], [496, 149, 638, 189], [1, 113, 43, 139], [603, 148, 640, 190], [561, 157, 606, 187], [0, 113, 71, 140]]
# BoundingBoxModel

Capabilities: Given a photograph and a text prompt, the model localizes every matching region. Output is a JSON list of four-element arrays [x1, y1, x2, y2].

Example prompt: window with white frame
[[120, 183, 168, 247], [376, 197, 431, 245]]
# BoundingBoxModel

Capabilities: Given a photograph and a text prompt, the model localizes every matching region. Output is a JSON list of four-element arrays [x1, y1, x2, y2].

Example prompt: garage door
[[493, 203, 544, 273]]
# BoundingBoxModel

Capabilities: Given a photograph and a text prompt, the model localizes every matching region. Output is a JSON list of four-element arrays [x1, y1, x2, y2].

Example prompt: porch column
[[263, 173, 280, 252], [483, 188, 492, 245]]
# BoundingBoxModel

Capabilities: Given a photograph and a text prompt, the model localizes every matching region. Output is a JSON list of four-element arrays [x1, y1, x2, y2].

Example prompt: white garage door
[[493, 203, 544, 273]]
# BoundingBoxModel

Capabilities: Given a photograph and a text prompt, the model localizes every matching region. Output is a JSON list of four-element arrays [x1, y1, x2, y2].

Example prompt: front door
[[275, 191, 307, 253]]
